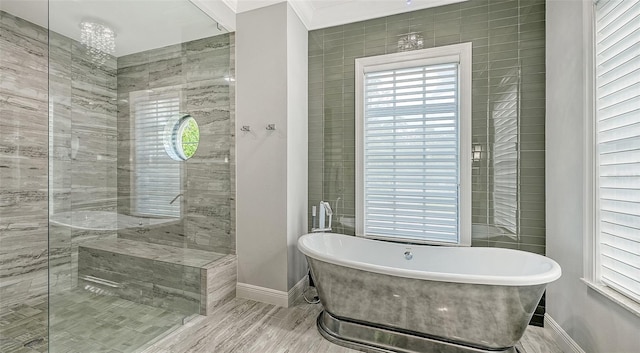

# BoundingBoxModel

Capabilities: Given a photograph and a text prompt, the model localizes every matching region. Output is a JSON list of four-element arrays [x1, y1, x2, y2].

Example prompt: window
[[355, 43, 472, 246], [131, 89, 183, 218], [164, 115, 200, 161], [594, 0, 640, 303]]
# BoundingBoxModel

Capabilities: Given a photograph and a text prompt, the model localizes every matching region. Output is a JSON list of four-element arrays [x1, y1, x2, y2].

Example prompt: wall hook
[[266, 124, 276, 131], [240, 125, 250, 132]]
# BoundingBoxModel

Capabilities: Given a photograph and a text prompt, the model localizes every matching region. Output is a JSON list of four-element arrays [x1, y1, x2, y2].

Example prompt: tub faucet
[[169, 193, 183, 205], [312, 201, 332, 233]]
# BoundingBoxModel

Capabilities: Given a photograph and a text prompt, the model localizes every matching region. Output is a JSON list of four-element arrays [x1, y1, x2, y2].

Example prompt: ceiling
[[220, 0, 466, 30], [0, 0, 227, 57], [0, 0, 464, 57]]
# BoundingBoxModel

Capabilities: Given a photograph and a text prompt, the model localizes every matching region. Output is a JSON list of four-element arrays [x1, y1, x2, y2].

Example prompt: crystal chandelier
[[80, 21, 115, 66], [397, 32, 424, 52]]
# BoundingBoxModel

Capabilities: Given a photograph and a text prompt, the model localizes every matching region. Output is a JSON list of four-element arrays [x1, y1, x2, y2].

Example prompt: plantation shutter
[[595, 0, 640, 302], [363, 63, 460, 243], [132, 92, 182, 218]]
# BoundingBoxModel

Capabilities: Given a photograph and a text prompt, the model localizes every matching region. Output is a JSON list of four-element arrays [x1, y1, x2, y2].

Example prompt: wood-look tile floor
[[143, 295, 565, 353]]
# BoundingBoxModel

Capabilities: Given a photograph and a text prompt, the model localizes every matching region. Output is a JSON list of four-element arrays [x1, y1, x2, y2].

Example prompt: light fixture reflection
[[80, 21, 116, 66], [397, 32, 424, 52]]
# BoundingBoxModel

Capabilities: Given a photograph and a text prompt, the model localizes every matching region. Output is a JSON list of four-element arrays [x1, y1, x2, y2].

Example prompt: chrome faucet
[[169, 193, 183, 205]]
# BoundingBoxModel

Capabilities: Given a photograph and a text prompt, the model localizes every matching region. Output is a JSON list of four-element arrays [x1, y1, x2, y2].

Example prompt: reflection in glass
[[491, 68, 520, 237]]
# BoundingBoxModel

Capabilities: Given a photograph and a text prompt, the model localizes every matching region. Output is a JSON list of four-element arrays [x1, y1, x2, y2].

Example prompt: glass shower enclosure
[[1, 0, 233, 351]]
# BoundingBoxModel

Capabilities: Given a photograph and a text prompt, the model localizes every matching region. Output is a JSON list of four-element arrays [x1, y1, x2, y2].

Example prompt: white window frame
[[355, 42, 472, 246], [583, 0, 640, 315]]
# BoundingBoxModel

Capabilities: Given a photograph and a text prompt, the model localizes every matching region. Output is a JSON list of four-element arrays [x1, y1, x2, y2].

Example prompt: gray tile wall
[[0, 10, 49, 311], [308, 0, 545, 255], [116, 34, 236, 255]]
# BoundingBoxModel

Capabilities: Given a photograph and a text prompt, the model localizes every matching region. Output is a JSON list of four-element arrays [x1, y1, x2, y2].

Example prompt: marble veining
[[116, 35, 235, 255], [0, 10, 49, 313], [77, 238, 234, 316], [82, 237, 224, 268]]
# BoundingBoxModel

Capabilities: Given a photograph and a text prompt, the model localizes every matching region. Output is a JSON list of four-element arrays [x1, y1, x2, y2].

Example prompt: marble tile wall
[[0, 10, 49, 312], [116, 34, 235, 255], [202, 254, 237, 315], [308, 0, 546, 325], [76, 238, 235, 316], [78, 245, 203, 315]]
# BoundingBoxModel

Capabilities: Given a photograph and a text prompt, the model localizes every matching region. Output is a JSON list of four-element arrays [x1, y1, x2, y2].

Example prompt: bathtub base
[[317, 311, 518, 353]]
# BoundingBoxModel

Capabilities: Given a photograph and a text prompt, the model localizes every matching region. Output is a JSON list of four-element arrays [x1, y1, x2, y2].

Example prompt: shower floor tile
[[0, 300, 48, 353], [0, 288, 187, 353]]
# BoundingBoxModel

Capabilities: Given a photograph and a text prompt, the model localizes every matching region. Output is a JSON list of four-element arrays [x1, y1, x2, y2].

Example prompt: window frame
[[355, 42, 472, 246], [583, 0, 640, 314]]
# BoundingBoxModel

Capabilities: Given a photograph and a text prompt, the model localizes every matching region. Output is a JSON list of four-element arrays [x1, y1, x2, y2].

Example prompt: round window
[[164, 115, 200, 161]]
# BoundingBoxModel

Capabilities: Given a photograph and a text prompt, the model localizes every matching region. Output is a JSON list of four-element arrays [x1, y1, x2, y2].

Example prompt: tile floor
[[0, 298, 48, 353], [2, 287, 565, 353], [143, 294, 565, 353], [1, 288, 187, 353]]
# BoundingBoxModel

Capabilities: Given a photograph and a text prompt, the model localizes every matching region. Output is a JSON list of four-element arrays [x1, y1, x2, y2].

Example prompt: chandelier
[[80, 21, 115, 66], [397, 32, 424, 52]]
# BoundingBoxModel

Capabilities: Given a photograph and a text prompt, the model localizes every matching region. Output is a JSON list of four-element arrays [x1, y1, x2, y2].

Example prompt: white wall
[[285, 4, 309, 289], [236, 2, 289, 293], [236, 2, 308, 301], [546, 1, 640, 352]]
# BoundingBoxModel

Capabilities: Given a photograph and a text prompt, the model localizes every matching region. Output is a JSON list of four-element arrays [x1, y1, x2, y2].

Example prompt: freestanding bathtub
[[297, 233, 561, 353]]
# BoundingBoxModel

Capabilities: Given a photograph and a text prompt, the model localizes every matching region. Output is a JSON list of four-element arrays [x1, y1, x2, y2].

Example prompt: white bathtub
[[298, 232, 561, 353]]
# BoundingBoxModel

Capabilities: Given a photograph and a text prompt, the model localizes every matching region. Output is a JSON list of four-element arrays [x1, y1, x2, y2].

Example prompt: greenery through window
[[179, 116, 199, 160]]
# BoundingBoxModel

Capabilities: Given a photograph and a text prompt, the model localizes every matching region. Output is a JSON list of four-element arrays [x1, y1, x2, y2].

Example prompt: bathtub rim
[[298, 232, 561, 287]]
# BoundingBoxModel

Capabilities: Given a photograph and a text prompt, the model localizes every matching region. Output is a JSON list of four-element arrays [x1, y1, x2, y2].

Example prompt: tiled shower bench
[[78, 238, 236, 316]]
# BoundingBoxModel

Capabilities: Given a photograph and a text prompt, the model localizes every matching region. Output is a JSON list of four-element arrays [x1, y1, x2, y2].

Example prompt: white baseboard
[[544, 314, 586, 353], [236, 276, 307, 308]]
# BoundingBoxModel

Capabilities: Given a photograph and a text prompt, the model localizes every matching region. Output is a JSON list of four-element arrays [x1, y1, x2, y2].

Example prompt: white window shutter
[[595, 0, 640, 302], [363, 63, 460, 243], [132, 92, 182, 218]]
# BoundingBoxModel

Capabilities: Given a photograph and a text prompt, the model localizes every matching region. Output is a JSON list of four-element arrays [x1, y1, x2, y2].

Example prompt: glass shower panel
[[48, 1, 229, 352], [0, 3, 50, 352]]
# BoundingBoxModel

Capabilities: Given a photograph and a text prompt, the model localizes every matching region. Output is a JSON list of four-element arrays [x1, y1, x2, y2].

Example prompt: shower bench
[[77, 238, 236, 316]]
